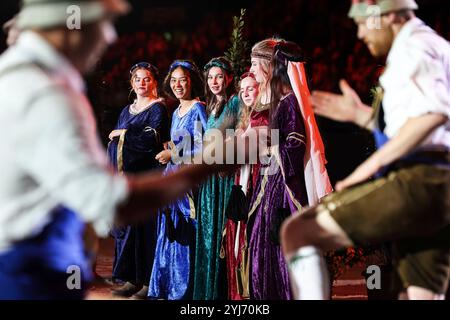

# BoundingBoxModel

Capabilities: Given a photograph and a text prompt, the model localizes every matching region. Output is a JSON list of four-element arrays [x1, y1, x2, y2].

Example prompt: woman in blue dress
[[148, 60, 208, 300], [193, 57, 240, 300], [107, 62, 170, 299]]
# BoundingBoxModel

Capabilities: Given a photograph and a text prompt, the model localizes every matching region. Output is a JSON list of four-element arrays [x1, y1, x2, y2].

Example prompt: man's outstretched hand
[[311, 80, 372, 128]]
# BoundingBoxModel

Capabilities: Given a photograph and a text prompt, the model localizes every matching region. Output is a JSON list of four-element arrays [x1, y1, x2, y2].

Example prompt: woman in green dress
[[193, 57, 241, 300]]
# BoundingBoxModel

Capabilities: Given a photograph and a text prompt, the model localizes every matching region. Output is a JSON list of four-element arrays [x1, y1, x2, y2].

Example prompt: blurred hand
[[310, 79, 363, 124], [109, 129, 125, 140], [155, 149, 171, 165]]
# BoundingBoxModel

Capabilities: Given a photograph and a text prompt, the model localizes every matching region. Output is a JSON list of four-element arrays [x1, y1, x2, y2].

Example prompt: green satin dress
[[193, 95, 240, 300]]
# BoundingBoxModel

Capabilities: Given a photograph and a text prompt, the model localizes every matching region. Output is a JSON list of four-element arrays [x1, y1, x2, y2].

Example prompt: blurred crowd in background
[[1, 0, 448, 183]]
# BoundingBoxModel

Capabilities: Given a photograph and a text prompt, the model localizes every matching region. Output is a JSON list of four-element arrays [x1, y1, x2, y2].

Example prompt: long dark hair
[[163, 60, 204, 100], [203, 57, 235, 118], [269, 40, 304, 127]]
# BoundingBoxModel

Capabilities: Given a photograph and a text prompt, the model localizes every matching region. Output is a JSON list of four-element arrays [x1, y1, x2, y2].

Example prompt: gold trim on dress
[[143, 126, 160, 145], [272, 144, 303, 213], [187, 192, 196, 220], [117, 129, 128, 174], [287, 132, 306, 144], [246, 170, 269, 219], [168, 140, 178, 163]]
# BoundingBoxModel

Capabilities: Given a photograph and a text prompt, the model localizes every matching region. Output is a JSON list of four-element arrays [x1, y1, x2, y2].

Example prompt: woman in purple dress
[[247, 39, 331, 300]]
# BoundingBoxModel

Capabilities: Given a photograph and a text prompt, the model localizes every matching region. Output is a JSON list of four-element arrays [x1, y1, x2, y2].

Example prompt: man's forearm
[[367, 113, 447, 168], [116, 132, 262, 224], [335, 113, 447, 191], [354, 103, 374, 130], [117, 163, 228, 224]]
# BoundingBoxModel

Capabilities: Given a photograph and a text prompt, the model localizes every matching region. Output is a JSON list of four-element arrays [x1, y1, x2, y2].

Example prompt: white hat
[[348, 0, 418, 18], [16, 0, 130, 30]]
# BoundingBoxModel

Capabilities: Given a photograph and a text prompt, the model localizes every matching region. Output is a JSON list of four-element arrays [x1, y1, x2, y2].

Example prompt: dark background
[[1, 0, 449, 185]]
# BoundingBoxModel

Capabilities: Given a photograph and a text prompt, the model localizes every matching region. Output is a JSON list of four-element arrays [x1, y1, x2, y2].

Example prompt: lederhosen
[[322, 87, 450, 294]]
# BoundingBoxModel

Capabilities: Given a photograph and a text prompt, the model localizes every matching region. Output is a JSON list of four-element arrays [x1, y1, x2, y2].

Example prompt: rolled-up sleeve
[[381, 32, 450, 138], [406, 46, 450, 119]]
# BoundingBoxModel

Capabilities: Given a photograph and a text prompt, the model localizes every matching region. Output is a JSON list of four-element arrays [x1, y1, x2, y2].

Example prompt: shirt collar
[[386, 17, 424, 66], [16, 30, 85, 93]]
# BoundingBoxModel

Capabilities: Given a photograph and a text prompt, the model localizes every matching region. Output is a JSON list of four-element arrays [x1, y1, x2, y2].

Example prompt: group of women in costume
[[106, 37, 332, 300]]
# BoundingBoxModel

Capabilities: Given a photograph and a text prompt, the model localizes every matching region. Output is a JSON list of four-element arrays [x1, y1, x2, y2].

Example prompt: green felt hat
[[348, 0, 418, 18], [16, 0, 130, 29]]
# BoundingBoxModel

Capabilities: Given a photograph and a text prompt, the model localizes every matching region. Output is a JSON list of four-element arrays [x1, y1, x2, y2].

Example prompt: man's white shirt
[[0, 31, 129, 252], [380, 18, 450, 150]]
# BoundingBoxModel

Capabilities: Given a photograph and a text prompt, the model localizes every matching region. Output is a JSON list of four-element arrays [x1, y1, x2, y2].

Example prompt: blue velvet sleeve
[[186, 102, 208, 159], [120, 103, 169, 172], [156, 103, 170, 143], [123, 103, 168, 152]]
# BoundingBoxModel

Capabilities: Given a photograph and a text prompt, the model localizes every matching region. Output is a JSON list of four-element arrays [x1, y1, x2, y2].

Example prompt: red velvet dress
[[224, 108, 269, 300]]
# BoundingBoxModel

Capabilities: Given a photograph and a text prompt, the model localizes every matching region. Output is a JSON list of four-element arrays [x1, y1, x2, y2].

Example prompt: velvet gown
[[148, 101, 208, 300], [247, 93, 309, 300], [223, 107, 269, 300], [193, 95, 240, 300], [107, 101, 169, 286]]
